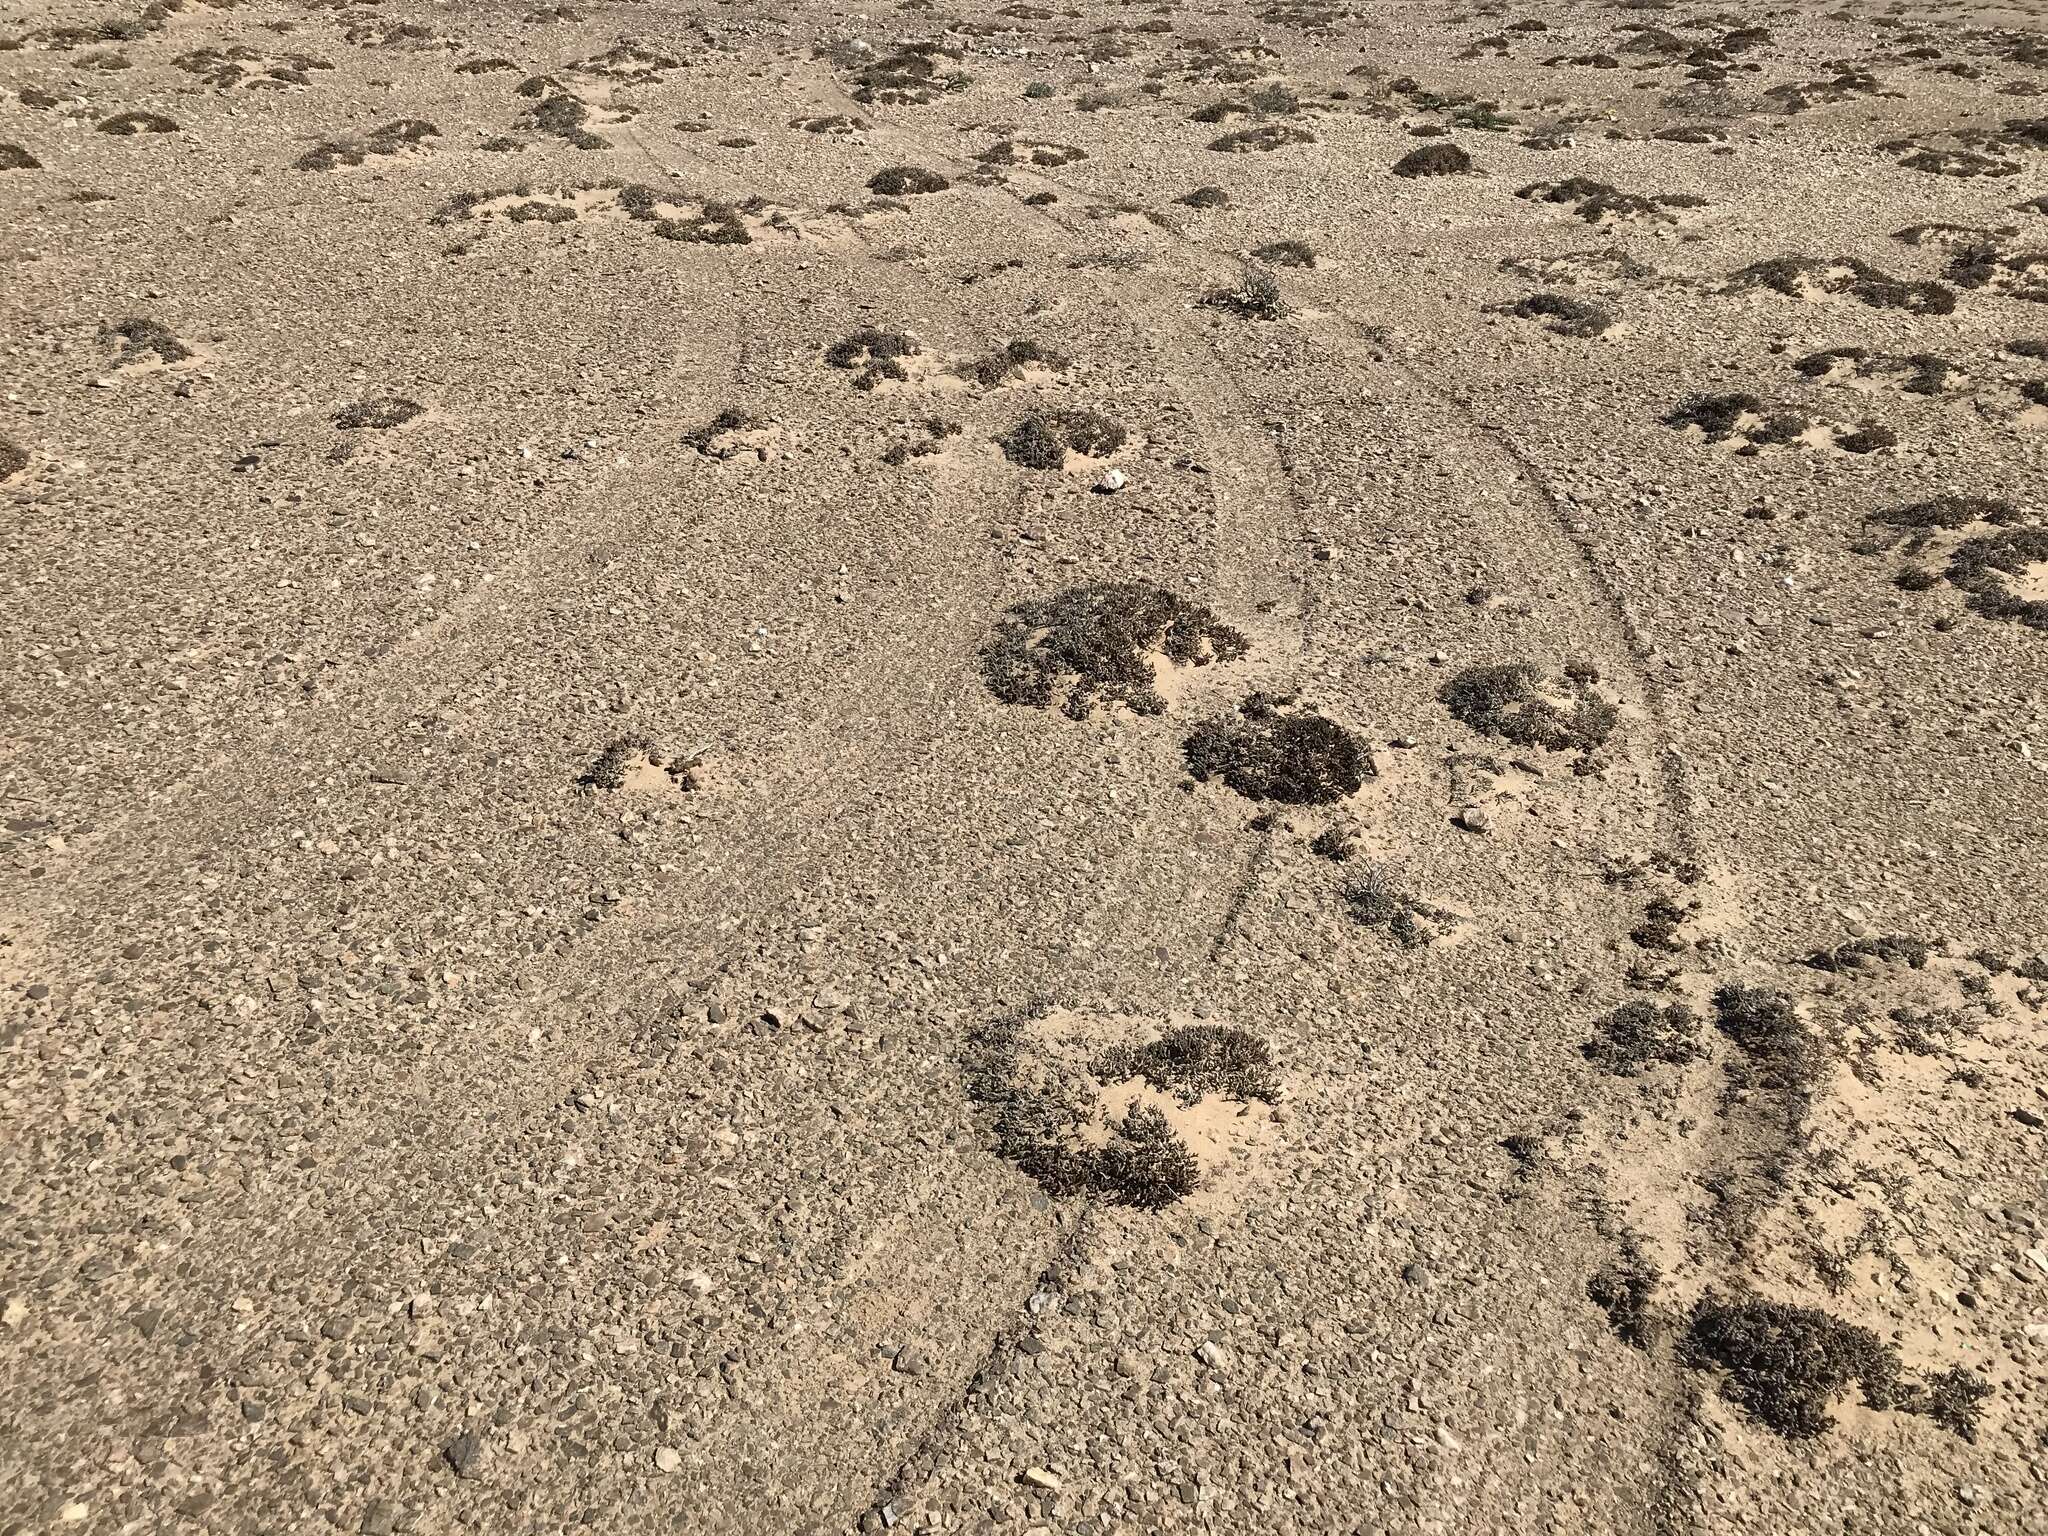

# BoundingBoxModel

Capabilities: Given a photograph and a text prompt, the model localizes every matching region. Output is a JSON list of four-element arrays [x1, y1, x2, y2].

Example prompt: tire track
[[815, 83, 1708, 871]]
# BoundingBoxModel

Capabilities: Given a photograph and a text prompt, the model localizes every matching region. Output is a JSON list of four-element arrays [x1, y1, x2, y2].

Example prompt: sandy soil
[[3, 0, 2047, 1532]]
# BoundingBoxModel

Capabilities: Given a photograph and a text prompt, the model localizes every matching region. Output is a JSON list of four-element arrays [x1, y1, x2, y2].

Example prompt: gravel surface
[[4, 1, 2047, 1532]]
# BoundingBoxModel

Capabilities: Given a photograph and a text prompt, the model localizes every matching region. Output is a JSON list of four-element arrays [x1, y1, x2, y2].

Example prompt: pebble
[[1454, 806, 1492, 834], [654, 1447, 682, 1473], [1021, 1468, 1061, 1492], [1094, 468, 1128, 493]]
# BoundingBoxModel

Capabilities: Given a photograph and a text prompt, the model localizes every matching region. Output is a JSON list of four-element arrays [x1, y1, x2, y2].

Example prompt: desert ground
[[3, 0, 2047, 1531]]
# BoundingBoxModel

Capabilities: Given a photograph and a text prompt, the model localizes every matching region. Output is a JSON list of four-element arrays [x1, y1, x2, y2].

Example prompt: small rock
[[2014, 1107, 2044, 1129], [892, 1346, 929, 1376], [362, 1500, 397, 1535], [654, 1447, 681, 1474], [1195, 1340, 1229, 1369], [1093, 468, 1127, 493], [1454, 806, 1492, 834], [1021, 1468, 1061, 1492], [443, 1431, 483, 1479]]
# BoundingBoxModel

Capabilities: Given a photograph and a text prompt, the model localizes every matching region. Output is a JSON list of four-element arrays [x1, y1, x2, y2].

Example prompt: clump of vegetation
[[297, 118, 437, 171], [1900, 147, 2017, 178], [521, 89, 608, 150], [979, 138, 1086, 167], [964, 1013, 1094, 1198], [1888, 1004, 1980, 1057], [1947, 245, 2048, 304], [681, 407, 768, 456], [1439, 660, 1617, 753], [962, 1007, 1210, 1210], [1728, 255, 1956, 315], [1680, 1297, 1900, 1438], [108, 317, 189, 366], [1906, 1366, 1993, 1442], [653, 202, 751, 244], [1309, 825, 1356, 862], [506, 199, 576, 224], [1184, 693, 1372, 805], [881, 417, 961, 465], [1588, 1237, 1662, 1348], [954, 338, 1068, 388], [1392, 142, 1471, 176], [1093, 1105, 1201, 1208], [792, 112, 866, 135], [1499, 292, 1616, 337], [1179, 185, 1230, 208], [867, 164, 949, 196], [1345, 866, 1456, 948], [1836, 423, 1897, 455], [849, 44, 969, 106], [1663, 392, 1801, 445], [825, 327, 920, 389], [1095, 1024, 1279, 1104], [1949, 525, 2048, 630], [980, 582, 1248, 718], [0, 143, 41, 170], [571, 42, 680, 83], [1713, 984, 1826, 1091], [0, 435, 28, 480], [1792, 348, 1958, 396], [335, 396, 422, 430], [1805, 934, 1933, 972], [1206, 263, 1290, 320], [1254, 239, 1315, 268], [1584, 1000, 1702, 1076], [175, 45, 334, 88], [1210, 123, 1316, 153], [1518, 176, 1664, 223], [998, 408, 1126, 468], [1863, 495, 2023, 557], [97, 111, 179, 135], [1632, 896, 1691, 950], [581, 735, 657, 790]]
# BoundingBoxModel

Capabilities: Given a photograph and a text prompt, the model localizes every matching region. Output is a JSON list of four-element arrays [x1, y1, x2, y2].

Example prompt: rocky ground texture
[[3, 0, 2048, 1532]]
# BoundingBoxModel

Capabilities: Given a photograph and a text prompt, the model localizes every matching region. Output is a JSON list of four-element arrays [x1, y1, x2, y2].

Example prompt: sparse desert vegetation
[[3, 2, 2042, 1530]]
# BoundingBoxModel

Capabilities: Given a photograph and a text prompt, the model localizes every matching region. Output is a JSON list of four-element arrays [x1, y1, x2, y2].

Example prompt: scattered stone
[[442, 1431, 483, 1478]]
